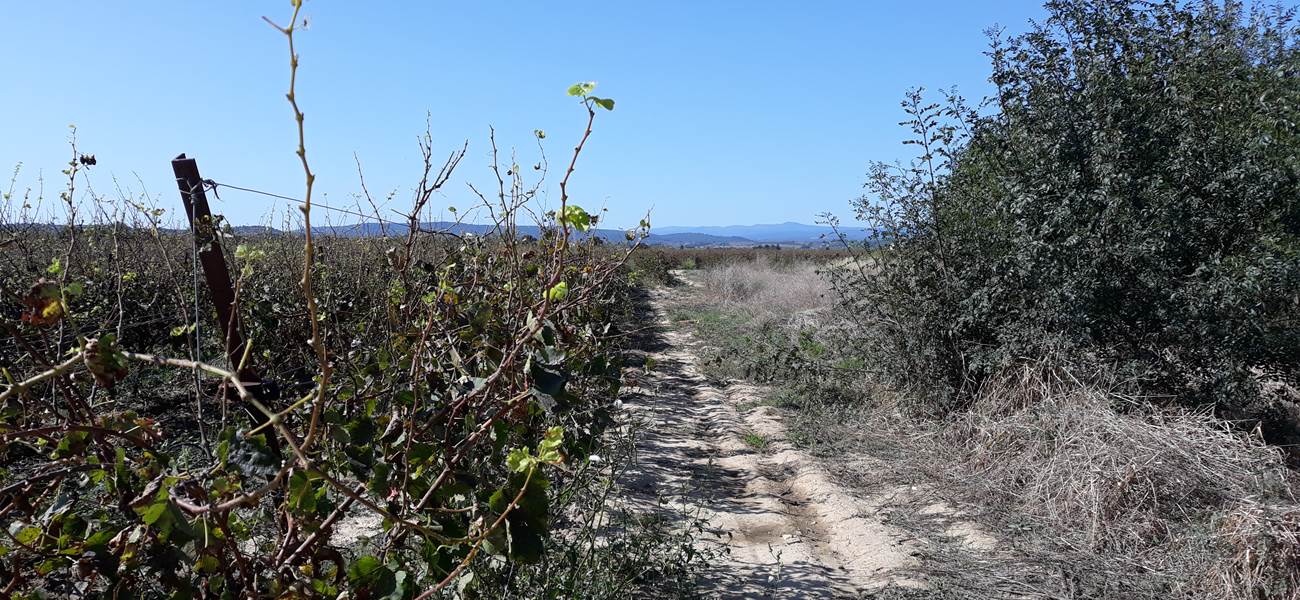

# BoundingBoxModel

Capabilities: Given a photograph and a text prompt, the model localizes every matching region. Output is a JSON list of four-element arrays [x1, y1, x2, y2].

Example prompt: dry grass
[[944, 362, 1300, 597], [1202, 500, 1300, 600], [697, 257, 830, 319]]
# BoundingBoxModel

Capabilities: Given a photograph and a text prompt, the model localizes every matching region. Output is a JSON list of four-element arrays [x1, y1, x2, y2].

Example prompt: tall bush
[[835, 0, 1300, 422]]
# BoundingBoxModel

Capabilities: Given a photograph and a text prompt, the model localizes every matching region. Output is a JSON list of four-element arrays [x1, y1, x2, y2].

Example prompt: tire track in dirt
[[618, 287, 931, 598]]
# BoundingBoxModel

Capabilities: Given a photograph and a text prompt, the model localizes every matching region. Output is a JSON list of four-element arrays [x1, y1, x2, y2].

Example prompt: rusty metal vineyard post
[[172, 154, 279, 444]]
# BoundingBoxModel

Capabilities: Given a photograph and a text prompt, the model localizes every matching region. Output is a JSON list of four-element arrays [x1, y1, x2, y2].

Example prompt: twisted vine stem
[[262, 2, 332, 455]]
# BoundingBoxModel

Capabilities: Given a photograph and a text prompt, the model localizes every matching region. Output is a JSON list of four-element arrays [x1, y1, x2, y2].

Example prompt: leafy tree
[[838, 0, 1300, 426]]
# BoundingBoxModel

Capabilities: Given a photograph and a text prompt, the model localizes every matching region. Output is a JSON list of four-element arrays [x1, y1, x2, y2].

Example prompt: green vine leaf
[[506, 427, 565, 473], [560, 205, 592, 232], [546, 281, 569, 302], [566, 81, 597, 97], [536, 426, 564, 464], [506, 447, 533, 473], [347, 555, 397, 596]]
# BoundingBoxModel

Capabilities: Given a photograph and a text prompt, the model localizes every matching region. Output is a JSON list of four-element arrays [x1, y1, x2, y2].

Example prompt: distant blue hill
[[305, 221, 755, 247], [14, 220, 868, 248], [653, 221, 871, 244], [318, 221, 867, 247]]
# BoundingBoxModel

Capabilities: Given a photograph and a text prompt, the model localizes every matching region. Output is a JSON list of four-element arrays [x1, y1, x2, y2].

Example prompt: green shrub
[[835, 0, 1300, 422]]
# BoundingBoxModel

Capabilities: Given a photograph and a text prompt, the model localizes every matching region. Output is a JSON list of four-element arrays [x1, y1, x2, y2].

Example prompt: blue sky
[[1, 1, 1049, 229]]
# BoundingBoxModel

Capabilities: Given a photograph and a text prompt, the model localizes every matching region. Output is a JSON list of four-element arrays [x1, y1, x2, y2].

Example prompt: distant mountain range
[[14, 221, 872, 248], [274, 221, 755, 247], [303, 220, 867, 247], [653, 221, 871, 244]]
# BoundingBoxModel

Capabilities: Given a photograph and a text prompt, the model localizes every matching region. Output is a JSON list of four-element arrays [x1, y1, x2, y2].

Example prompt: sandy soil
[[617, 285, 996, 598]]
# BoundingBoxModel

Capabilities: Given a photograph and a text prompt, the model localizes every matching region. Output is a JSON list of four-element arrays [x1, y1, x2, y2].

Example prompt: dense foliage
[[0, 5, 698, 598], [835, 0, 1300, 430]]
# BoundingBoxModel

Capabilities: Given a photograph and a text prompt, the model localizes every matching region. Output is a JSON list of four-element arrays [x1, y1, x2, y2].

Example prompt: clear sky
[[1, 1, 1049, 229]]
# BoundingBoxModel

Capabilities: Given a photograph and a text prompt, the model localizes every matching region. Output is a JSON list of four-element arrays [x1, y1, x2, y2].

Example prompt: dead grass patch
[[697, 257, 830, 319], [1201, 500, 1300, 600], [942, 363, 1300, 597]]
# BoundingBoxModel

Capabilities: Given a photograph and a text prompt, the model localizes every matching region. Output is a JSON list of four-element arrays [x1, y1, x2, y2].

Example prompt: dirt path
[[618, 286, 958, 598]]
